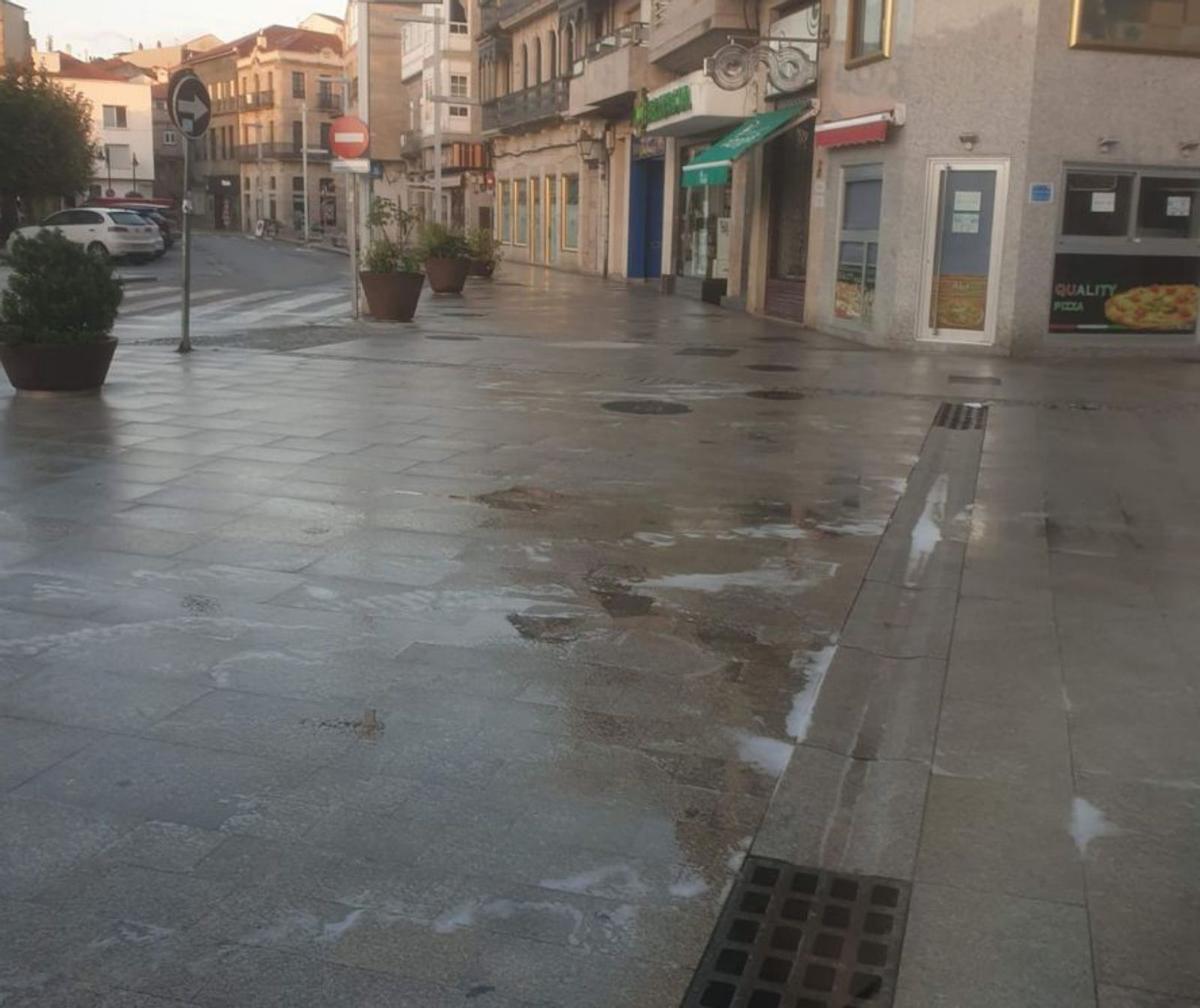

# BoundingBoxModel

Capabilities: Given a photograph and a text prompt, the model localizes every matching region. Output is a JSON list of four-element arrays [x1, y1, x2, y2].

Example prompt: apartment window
[[835, 164, 883, 325], [293, 176, 304, 192], [846, 0, 893, 66], [319, 122, 331, 150], [449, 105, 469, 117], [244, 176, 251, 192], [450, 74, 468, 98], [293, 120, 303, 152], [499, 181, 511, 242], [269, 176, 277, 191], [209, 131, 217, 160], [292, 71, 306, 98], [163, 129, 177, 146], [104, 144, 131, 169], [154, 99, 167, 112], [269, 197, 277, 221], [449, 0, 468, 30], [516, 179, 528, 245], [1070, 0, 1200, 57], [267, 71, 273, 92], [102, 105, 128, 128], [562, 173, 579, 250]]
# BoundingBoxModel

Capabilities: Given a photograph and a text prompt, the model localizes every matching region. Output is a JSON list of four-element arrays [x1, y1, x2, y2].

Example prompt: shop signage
[[933, 275, 988, 331], [1029, 183, 1055, 204], [1049, 254, 1200, 334], [632, 135, 666, 160], [633, 86, 692, 131]]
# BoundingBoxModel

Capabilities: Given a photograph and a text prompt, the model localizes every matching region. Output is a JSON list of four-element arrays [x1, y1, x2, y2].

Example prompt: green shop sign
[[632, 86, 692, 131]]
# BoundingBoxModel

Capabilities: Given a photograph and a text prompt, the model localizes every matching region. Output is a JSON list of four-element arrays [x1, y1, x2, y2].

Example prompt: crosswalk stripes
[[112, 286, 350, 339], [118, 287, 234, 315]]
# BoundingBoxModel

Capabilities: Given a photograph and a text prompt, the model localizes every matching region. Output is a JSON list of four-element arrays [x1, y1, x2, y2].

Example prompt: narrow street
[[1, 263, 1199, 1007], [109, 232, 352, 345]]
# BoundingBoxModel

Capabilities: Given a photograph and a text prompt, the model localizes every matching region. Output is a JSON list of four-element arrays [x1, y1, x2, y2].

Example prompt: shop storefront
[[1050, 166, 1200, 339]]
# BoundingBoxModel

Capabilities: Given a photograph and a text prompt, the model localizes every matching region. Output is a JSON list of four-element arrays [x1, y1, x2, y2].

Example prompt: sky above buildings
[[28, 0, 340, 58]]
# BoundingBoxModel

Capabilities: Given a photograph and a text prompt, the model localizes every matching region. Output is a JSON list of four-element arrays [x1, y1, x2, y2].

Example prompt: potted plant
[[466, 226, 501, 278], [0, 230, 122, 392], [359, 197, 424, 322], [417, 221, 471, 294]]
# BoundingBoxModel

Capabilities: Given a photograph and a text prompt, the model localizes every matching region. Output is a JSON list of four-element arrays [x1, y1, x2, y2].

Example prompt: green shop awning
[[681, 102, 816, 188]]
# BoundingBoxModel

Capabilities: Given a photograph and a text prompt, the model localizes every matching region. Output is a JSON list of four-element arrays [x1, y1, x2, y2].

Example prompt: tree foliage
[[0, 65, 97, 235]]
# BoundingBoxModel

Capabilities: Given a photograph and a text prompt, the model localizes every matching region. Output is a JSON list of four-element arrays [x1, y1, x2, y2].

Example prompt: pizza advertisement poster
[[932, 274, 988, 331], [1049, 254, 1200, 335]]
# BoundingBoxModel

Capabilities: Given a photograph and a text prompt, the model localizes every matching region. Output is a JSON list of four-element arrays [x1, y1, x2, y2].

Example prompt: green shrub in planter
[[466, 226, 502, 275], [1, 230, 122, 344], [416, 221, 470, 261]]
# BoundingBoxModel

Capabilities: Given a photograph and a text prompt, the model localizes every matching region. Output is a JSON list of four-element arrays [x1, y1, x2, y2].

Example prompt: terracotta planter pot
[[469, 258, 496, 278], [0, 337, 117, 392], [359, 271, 424, 322], [424, 257, 470, 294]]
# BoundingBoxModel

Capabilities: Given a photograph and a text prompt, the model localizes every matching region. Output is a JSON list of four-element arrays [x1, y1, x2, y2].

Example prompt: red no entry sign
[[329, 116, 370, 158]]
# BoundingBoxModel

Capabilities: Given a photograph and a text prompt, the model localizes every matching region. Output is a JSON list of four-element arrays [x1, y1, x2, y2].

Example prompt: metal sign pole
[[348, 176, 359, 319], [178, 138, 192, 354]]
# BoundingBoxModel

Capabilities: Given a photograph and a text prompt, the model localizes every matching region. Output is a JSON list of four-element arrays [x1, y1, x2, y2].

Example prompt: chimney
[[46, 34, 53, 51]]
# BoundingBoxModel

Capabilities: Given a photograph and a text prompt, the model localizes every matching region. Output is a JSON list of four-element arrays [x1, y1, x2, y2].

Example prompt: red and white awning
[[815, 110, 901, 149]]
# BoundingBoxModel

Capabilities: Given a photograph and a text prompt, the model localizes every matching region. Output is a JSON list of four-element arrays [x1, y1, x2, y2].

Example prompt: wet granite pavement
[[1, 266, 1199, 1006]]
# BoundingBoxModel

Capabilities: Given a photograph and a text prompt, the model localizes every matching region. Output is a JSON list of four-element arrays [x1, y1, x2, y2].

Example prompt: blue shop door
[[628, 157, 664, 279]]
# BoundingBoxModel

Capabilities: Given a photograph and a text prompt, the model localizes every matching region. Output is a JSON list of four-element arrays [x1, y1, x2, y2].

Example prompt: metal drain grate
[[947, 374, 1002, 386], [933, 401, 988, 430], [602, 399, 693, 415], [682, 858, 910, 1008], [677, 347, 740, 357]]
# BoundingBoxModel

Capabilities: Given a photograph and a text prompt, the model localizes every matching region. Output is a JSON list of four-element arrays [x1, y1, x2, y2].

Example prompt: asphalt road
[[3, 232, 353, 346]]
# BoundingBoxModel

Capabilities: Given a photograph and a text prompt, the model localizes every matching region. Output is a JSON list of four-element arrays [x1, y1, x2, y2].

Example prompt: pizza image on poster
[[1104, 284, 1198, 331], [1051, 254, 1200, 334]]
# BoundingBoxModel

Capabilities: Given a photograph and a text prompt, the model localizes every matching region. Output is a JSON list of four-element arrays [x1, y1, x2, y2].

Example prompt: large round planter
[[0, 337, 117, 392], [424, 257, 470, 294], [359, 271, 424, 322], [469, 258, 495, 278]]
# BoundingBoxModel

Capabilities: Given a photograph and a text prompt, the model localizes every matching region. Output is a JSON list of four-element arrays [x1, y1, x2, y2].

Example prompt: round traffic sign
[[168, 70, 211, 140], [329, 116, 370, 159]]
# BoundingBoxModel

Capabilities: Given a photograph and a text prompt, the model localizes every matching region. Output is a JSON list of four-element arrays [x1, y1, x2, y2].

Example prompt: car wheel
[[86, 242, 109, 261]]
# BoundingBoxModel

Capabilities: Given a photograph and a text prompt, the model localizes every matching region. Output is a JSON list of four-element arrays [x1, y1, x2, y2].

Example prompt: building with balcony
[[184, 19, 347, 236], [478, 0, 611, 271], [394, 0, 492, 228]]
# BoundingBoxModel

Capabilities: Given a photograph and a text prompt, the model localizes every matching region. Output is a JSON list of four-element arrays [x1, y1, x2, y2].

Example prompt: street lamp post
[[302, 101, 309, 242]]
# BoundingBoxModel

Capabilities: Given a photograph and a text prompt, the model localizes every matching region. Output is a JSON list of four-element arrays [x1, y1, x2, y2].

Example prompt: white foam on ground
[[1070, 797, 1120, 856], [733, 731, 794, 778], [786, 642, 839, 742], [906, 474, 949, 583]]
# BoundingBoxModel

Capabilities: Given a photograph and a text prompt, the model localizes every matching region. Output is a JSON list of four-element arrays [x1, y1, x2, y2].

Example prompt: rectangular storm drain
[[933, 401, 988, 430], [947, 374, 1002, 386], [681, 858, 911, 1008]]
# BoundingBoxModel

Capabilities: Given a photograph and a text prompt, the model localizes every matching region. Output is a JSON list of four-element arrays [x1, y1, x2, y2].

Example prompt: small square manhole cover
[[947, 374, 1002, 386], [681, 857, 910, 1008]]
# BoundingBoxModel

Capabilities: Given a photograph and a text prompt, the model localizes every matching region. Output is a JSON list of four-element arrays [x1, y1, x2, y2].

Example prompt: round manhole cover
[[603, 399, 692, 415], [747, 389, 805, 401], [746, 364, 799, 373]]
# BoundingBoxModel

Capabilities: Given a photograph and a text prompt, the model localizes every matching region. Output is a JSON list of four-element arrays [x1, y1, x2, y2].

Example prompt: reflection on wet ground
[[1, 266, 1200, 1006]]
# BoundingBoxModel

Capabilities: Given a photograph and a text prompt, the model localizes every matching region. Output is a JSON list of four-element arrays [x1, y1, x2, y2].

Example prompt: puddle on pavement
[[475, 485, 568, 512], [585, 564, 655, 618], [507, 612, 583, 642], [602, 400, 693, 415]]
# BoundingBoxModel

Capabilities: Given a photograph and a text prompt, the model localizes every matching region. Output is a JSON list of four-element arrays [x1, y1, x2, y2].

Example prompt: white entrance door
[[918, 159, 1010, 345]]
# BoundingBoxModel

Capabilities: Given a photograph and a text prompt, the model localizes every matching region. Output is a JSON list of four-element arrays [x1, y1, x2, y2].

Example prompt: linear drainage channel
[[682, 858, 911, 1008]]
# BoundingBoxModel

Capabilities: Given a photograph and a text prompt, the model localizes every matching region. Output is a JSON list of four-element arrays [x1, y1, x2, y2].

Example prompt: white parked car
[[5, 207, 161, 263]]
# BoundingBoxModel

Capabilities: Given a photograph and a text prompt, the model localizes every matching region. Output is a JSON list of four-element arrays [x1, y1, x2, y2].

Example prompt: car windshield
[[110, 211, 150, 225]]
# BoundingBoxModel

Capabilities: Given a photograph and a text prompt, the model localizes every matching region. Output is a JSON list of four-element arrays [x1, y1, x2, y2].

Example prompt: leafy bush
[[0, 231, 122, 344], [466, 226, 502, 266], [362, 196, 421, 273], [416, 221, 470, 261]]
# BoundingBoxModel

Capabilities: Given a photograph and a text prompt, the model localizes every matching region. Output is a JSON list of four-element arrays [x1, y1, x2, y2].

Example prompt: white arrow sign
[[178, 96, 209, 120]]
